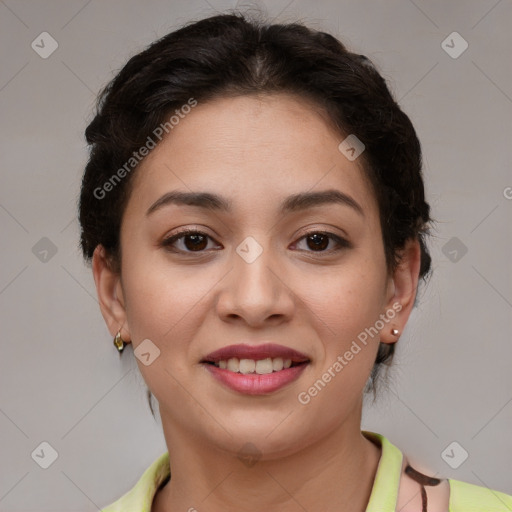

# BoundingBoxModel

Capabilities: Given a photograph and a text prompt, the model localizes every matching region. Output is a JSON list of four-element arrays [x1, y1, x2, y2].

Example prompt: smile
[[200, 343, 310, 395], [210, 357, 295, 374]]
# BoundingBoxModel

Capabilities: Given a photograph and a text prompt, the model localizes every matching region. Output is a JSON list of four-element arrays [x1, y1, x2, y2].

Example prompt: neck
[[153, 406, 382, 512]]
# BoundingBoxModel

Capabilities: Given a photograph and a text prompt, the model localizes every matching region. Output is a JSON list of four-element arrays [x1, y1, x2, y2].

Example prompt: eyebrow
[[145, 189, 364, 217]]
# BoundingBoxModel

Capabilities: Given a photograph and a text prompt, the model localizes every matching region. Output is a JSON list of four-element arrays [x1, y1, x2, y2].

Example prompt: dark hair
[[78, 11, 432, 415]]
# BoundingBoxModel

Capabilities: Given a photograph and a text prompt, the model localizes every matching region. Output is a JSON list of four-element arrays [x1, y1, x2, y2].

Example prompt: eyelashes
[[160, 228, 351, 256], [161, 229, 216, 253]]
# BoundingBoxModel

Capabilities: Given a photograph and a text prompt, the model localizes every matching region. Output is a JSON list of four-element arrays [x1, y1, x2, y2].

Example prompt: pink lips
[[201, 343, 310, 395], [202, 343, 309, 363]]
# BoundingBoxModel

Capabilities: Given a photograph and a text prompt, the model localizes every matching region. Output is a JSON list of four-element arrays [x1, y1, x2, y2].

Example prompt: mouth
[[200, 343, 310, 394], [200, 343, 310, 374], [202, 357, 309, 374]]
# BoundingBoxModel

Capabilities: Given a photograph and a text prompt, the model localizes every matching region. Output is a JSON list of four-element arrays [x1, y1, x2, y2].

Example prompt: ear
[[380, 237, 422, 344], [92, 245, 131, 344]]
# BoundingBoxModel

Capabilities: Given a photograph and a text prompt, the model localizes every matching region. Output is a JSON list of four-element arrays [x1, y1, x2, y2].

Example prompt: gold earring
[[113, 331, 126, 353]]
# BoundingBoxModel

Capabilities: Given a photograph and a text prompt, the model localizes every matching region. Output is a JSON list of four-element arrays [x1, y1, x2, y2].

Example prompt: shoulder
[[448, 478, 512, 512], [100, 451, 170, 512], [384, 434, 512, 512]]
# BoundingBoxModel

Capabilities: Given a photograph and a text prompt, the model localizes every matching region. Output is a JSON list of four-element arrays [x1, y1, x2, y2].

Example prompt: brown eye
[[306, 233, 329, 251], [161, 230, 218, 253], [161, 229, 350, 256], [294, 231, 351, 254], [181, 233, 208, 251]]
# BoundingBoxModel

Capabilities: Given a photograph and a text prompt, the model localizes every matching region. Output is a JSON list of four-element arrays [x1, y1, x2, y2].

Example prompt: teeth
[[255, 358, 273, 374], [272, 357, 284, 371], [213, 357, 296, 373], [227, 357, 239, 372], [239, 359, 255, 374]]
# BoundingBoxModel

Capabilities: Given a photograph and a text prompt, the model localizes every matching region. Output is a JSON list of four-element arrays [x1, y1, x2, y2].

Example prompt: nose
[[215, 237, 295, 328]]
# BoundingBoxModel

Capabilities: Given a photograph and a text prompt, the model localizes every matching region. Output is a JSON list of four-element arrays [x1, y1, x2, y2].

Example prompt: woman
[[78, 11, 512, 512]]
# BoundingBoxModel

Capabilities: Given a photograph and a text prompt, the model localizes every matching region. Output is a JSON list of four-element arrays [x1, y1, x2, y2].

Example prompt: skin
[[92, 93, 437, 511]]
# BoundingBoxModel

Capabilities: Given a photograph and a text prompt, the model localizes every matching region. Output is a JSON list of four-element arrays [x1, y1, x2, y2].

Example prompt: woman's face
[[94, 93, 419, 458]]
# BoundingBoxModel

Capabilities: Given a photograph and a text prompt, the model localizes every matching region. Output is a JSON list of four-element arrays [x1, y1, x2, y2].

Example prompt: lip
[[201, 343, 310, 395], [202, 343, 310, 363], [203, 363, 309, 395]]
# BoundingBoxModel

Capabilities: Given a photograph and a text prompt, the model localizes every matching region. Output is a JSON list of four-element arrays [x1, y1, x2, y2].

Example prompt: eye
[[160, 229, 221, 253], [161, 229, 351, 255], [293, 231, 351, 253]]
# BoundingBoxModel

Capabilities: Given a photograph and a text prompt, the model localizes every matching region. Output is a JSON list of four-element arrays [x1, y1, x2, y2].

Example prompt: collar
[[102, 430, 403, 511], [362, 430, 403, 512]]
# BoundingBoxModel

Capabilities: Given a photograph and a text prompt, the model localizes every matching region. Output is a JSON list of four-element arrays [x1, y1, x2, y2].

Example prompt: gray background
[[1, 0, 511, 510]]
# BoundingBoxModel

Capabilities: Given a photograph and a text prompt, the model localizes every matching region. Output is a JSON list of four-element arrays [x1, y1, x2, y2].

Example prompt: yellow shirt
[[101, 431, 512, 511]]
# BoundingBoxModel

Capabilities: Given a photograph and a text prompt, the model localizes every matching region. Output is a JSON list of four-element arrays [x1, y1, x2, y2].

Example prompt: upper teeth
[[216, 357, 292, 374]]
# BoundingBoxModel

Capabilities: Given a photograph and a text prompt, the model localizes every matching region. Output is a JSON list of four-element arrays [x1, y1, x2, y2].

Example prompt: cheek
[[123, 262, 210, 343], [120, 259, 211, 403], [297, 260, 386, 343], [293, 257, 385, 405], [121, 247, 235, 372], [293, 268, 382, 421]]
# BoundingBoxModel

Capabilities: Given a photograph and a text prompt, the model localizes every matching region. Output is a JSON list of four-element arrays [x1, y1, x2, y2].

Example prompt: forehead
[[143, 93, 344, 165], [126, 93, 378, 220]]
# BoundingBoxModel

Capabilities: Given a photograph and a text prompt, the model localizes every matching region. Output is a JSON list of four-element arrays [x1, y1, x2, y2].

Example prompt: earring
[[391, 328, 399, 336], [113, 331, 126, 353]]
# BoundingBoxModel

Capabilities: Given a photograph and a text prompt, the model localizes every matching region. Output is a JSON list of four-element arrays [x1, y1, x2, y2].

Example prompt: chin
[[217, 433, 305, 462], [206, 415, 317, 460]]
